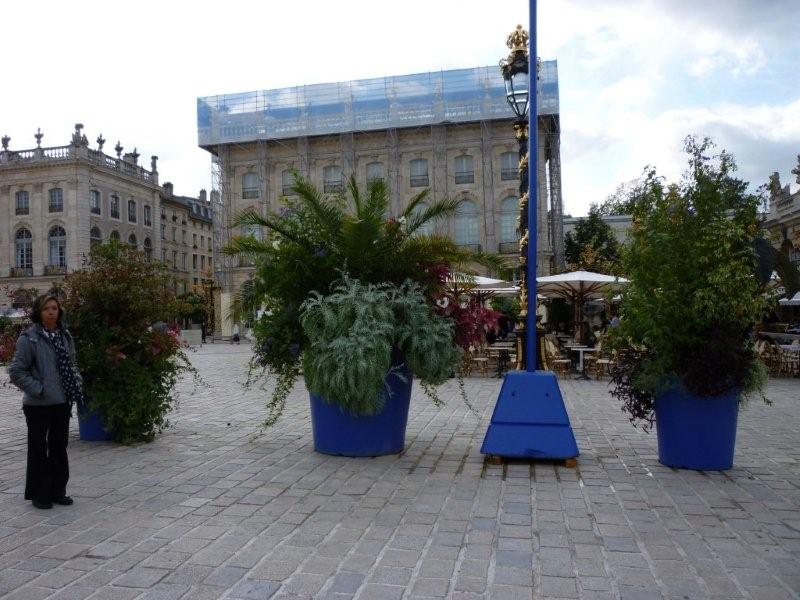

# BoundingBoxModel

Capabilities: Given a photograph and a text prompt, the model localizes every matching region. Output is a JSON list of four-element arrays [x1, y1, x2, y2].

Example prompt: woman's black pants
[[22, 404, 71, 502]]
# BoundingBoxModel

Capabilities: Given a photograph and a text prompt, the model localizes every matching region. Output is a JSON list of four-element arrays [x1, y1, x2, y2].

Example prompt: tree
[[564, 209, 621, 273], [591, 170, 656, 216]]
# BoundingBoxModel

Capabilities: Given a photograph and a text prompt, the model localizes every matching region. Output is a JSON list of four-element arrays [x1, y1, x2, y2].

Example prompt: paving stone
[[0, 350, 798, 600]]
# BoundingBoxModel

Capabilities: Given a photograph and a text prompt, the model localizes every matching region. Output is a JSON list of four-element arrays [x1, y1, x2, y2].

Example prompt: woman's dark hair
[[30, 294, 64, 325]]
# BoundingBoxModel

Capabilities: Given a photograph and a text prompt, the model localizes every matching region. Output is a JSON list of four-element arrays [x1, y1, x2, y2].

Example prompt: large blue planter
[[309, 364, 413, 457], [77, 404, 114, 442], [655, 386, 740, 470]]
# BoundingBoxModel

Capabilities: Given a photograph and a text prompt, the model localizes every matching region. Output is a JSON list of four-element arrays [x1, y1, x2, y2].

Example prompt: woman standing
[[8, 294, 84, 509]]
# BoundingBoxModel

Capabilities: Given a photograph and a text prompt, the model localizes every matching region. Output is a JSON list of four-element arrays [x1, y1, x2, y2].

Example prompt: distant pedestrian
[[232, 323, 240, 344], [201, 322, 207, 344], [8, 294, 84, 510]]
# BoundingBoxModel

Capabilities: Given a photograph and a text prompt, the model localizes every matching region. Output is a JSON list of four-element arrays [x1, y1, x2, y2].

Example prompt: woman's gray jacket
[[7, 324, 80, 407]]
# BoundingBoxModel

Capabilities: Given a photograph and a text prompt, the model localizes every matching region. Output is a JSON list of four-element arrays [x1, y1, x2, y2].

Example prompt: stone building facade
[[159, 183, 214, 296], [198, 66, 565, 335], [0, 124, 162, 308], [762, 156, 800, 267]]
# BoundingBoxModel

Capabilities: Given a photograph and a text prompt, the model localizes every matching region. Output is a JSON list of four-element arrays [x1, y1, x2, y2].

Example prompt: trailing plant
[[225, 174, 500, 425], [609, 137, 770, 428], [63, 242, 198, 444]]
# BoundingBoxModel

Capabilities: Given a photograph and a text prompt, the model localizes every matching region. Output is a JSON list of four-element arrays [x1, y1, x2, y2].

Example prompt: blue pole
[[526, 0, 538, 372]]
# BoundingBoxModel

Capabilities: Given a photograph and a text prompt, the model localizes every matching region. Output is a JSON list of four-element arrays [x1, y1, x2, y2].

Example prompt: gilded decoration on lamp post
[[500, 24, 532, 369]]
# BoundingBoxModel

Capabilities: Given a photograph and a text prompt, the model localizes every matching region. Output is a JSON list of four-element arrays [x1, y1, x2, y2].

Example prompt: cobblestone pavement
[[1, 344, 798, 600]]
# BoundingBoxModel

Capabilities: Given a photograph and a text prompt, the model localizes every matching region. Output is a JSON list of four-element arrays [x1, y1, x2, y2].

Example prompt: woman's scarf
[[47, 329, 85, 407]]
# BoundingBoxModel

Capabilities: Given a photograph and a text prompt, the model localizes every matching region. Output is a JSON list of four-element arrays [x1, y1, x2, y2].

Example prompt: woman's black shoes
[[31, 496, 73, 509]]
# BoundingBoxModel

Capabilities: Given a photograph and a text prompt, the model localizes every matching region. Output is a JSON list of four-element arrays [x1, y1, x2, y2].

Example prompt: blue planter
[[309, 364, 413, 457], [655, 386, 739, 470], [77, 404, 114, 442]]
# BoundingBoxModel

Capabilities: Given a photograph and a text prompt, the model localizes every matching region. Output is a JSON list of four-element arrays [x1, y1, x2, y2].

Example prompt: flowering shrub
[[63, 242, 197, 444]]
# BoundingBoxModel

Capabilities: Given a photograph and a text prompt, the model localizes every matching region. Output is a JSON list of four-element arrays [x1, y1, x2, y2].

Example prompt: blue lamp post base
[[481, 370, 579, 460]]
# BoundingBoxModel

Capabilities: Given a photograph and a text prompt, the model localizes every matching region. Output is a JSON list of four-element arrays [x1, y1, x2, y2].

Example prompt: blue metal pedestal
[[481, 370, 579, 460]]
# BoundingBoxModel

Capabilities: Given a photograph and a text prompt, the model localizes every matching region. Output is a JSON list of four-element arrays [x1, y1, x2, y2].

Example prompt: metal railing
[[455, 172, 474, 185], [44, 265, 67, 275], [500, 169, 518, 181], [498, 241, 519, 254], [10, 267, 33, 277], [410, 175, 429, 188]]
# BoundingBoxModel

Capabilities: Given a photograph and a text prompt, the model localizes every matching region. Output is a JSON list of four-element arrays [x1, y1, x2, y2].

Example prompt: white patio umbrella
[[779, 292, 800, 306], [536, 270, 629, 342]]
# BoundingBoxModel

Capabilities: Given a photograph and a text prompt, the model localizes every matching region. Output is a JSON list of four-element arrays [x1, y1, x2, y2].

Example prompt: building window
[[110, 194, 120, 218], [15, 191, 30, 216], [193, 233, 197, 247], [128, 199, 137, 223], [242, 172, 260, 199], [49, 188, 64, 213], [500, 196, 519, 242], [172, 227, 177, 241], [410, 159, 429, 187], [15, 228, 33, 270], [90, 190, 101, 215], [501, 152, 518, 181], [161, 248, 167, 262], [454, 155, 474, 184], [323, 165, 343, 194], [410, 202, 433, 236], [281, 169, 294, 196], [193, 254, 198, 269], [366, 162, 385, 185], [200, 235, 205, 248], [455, 200, 479, 246], [208, 237, 212, 251], [201, 255, 206, 269], [241, 224, 262, 241], [144, 205, 152, 226], [182, 230, 187, 244], [143, 237, 152, 261], [161, 224, 166, 239], [48, 226, 67, 267], [172, 250, 178, 267], [90, 226, 102, 249], [128, 233, 137, 248], [110, 230, 120, 242], [182, 253, 187, 270]]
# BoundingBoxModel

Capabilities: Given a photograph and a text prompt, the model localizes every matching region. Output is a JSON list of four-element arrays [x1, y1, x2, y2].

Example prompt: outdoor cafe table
[[568, 345, 596, 380], [487, 343, 515, 377]]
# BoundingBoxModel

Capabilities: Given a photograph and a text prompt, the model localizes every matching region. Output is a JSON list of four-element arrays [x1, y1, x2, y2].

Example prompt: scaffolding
[[198, 64, 559, 149]]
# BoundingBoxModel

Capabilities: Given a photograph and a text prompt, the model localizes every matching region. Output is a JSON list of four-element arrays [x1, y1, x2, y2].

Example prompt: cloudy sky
[[1, 0, 797, 216]]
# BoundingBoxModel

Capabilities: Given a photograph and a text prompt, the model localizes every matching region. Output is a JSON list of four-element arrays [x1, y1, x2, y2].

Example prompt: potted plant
[[609, 137, 769, 470], [62, 242, 197, 444], [226, 174, 500, 456]]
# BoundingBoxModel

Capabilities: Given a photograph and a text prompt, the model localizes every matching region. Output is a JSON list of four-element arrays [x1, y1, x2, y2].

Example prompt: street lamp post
[[480, 0, 579, 463], [500, 25, 535, 371]]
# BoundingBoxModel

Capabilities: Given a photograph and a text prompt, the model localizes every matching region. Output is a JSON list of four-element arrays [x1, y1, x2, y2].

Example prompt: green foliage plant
[[63, 242, 198, 444], [609, 137, 770, 429], [563, 208, 621, 273], [301, 276, 461, 416], [226, 174, 498, 426]]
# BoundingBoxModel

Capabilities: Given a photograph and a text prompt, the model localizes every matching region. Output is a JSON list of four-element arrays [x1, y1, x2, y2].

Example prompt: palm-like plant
[[226, 173, 500, 319], [224, 173, 500, 425]]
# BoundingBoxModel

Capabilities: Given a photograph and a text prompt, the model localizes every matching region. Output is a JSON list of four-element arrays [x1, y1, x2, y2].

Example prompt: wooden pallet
[[485, 455, 577, 468]]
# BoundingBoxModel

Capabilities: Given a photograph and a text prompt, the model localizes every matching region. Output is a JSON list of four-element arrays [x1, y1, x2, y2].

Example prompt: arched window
[[242, 172, 259, 199], [323, 165, 343, 194], [410, 202, 434, 236], [500, 196, 519, 242], [454, 155, 474, 184], [128, 199, 137, 223], [15, 228, 33, 270], [110, 230, 120, 242], [410, 159, 429, 187], [455, 200, 479, 246], [128, 233, 138, 248], [281, 169, 294, 196], [501, 152, 518, 181], [90, 226, 102, 249], [49, 188, 63, 212], [15, 191, 30, 215], [48, 226, 66, 267], [143, 237, 153, 261]]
